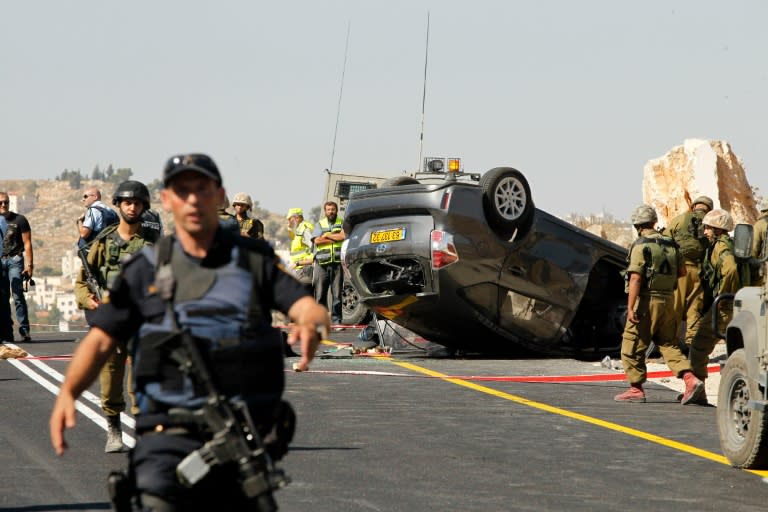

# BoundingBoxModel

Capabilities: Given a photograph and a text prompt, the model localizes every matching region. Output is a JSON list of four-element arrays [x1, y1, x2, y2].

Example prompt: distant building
[[56, 293, 80, 322], [5, 193, 36, 214], [27, 276, 82, 322], [61, 250, 81, 280]]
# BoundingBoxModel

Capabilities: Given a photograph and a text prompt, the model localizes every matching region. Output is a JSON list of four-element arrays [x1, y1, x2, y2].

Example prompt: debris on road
[[0, 345, 29, 359]]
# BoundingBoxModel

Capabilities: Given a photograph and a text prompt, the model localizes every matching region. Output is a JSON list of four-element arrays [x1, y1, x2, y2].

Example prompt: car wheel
[[718, 348, 768, 468], [342, 280, 371, 325], [480, 167, 534, 239], [381, 176, 420, 187]]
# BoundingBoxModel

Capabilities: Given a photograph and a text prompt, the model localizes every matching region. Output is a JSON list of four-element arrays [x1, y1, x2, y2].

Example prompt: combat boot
[[105, 415, 124, 453], [614, 385, 646, 403], [680, 372, 705, 405]]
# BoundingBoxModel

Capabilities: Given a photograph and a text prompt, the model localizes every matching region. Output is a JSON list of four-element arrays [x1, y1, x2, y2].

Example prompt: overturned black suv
[[341, 164, 629, 355]]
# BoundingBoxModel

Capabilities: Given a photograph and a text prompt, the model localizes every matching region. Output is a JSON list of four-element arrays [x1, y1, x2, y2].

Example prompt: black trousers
[[313, 263, 342, 323], [133, 434, 268, 511]]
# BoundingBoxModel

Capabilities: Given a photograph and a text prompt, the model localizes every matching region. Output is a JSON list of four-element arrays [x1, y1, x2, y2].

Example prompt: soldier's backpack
[[91, 204, 120, 230], [674, 211, 707, 262], [634, 235, 680, 291]]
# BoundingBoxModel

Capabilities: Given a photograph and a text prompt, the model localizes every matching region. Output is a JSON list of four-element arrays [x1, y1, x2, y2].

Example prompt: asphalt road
[[1, 329, 768, 512]]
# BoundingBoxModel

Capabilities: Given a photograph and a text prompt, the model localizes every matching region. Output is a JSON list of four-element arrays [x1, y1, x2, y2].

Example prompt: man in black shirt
[[0, 192, 33, 342]]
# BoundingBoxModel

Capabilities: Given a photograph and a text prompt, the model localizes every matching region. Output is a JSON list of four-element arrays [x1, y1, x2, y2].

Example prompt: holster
[[107, 470, 135, 512]]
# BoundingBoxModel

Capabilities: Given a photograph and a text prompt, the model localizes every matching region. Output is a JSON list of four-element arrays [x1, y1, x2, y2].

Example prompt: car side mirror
[[732, 223, 753, 259]]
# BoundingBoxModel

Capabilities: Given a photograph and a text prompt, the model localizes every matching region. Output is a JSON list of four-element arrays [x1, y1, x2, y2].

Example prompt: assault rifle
[[171, 330, 289, 512], [77, 245, 102, 302]]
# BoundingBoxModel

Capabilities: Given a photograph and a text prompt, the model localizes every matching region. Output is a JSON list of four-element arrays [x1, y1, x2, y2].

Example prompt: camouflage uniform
[[238, 216, 264, 239], [663, 209, 709, 348], [619, 228, 692, 385], [689, 233, 740, 380], [75, 225, 156, 418]]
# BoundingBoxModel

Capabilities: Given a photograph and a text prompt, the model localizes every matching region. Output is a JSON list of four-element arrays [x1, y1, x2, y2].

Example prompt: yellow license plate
[[370, 227, 406, 243]]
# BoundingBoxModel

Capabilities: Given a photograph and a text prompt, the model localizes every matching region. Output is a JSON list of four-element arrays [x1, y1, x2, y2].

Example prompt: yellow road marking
[[391, 360, 768, 478]]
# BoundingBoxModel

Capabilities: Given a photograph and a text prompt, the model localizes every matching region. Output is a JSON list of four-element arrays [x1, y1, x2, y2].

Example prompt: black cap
[[163, 153, 222, 186]]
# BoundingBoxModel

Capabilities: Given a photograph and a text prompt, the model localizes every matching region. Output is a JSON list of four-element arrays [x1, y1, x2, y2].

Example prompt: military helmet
[[759, 197, 768, 212], [630, 204, 657, 225], [692, 195, 714, 211], [702, 209, 734, 231], [112, 180, 150, 209], [232, 192, 253, 209]]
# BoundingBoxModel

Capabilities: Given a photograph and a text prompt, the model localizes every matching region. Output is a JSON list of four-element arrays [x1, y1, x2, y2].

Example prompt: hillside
[[0, 179, 289, 274]]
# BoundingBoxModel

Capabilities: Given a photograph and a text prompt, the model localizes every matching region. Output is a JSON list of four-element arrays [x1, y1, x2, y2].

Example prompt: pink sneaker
[[614, 386, 646, 403], [681, 372, 705, 405]]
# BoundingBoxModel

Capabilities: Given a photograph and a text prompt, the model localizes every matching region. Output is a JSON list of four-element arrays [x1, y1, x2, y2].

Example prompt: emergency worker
[[614, 204, 703, 404], [312, 201, 345, 325], [751, 198, 768, 287], [232, 192, 262, 238], [287, 208, 314, 285], [662, 195, 713, 351], [51, 153, 328, 510], [688, 209, 741, 403], [74, 180, 159, 452], [78, 188, 119, 248]]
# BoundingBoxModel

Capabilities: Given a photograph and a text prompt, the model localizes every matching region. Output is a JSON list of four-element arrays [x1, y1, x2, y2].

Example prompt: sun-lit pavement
[[595, 341, 726, 406]]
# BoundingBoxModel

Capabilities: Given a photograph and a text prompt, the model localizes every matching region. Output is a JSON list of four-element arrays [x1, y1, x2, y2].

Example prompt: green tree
[[147, 178, 163, 194], [91, 164, 104, 180], [110, 168, 133, 183], [69, 171, 82, 190], [47, 305, 62, 327]]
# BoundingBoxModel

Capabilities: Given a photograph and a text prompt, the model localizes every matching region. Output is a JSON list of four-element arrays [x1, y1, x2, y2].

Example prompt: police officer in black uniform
[[50, 153, 329, 511]]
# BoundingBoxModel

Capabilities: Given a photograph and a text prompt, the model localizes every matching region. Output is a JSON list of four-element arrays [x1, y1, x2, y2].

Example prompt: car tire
[[342, 280, 371, 325], [480, 167, 534, 239], [381, 176, 420, 187], [718, 348, 768, 468]]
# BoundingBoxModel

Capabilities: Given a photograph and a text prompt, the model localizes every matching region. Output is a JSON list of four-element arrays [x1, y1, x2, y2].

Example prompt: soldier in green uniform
[[751, 198, 768, 287], [75, 181, 159, 451], [663, 195, 713, 351], [614, 204, 704, 404], [232, 192, 264, 239], [688, 209, 741, 404]]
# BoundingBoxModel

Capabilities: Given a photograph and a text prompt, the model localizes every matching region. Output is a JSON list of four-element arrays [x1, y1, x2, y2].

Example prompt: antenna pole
[[330, 21, 351, 172], [417, 12, 430, 173]]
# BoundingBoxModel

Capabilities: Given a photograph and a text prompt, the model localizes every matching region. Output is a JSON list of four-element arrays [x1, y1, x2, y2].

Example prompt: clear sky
[[2, 1, 766, 221]]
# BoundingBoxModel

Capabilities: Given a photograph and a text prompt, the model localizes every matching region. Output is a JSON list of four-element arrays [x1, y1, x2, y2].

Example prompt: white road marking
[[6, 344, 136, 448]]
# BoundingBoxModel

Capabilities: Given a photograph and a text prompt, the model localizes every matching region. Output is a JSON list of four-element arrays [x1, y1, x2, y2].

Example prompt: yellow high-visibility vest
[[289, 220, 314, 267], [314, 217, 343, 265]]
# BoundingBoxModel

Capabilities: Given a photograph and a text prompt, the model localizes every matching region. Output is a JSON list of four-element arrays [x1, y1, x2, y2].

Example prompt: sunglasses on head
[[0, 201, 8, 205]]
